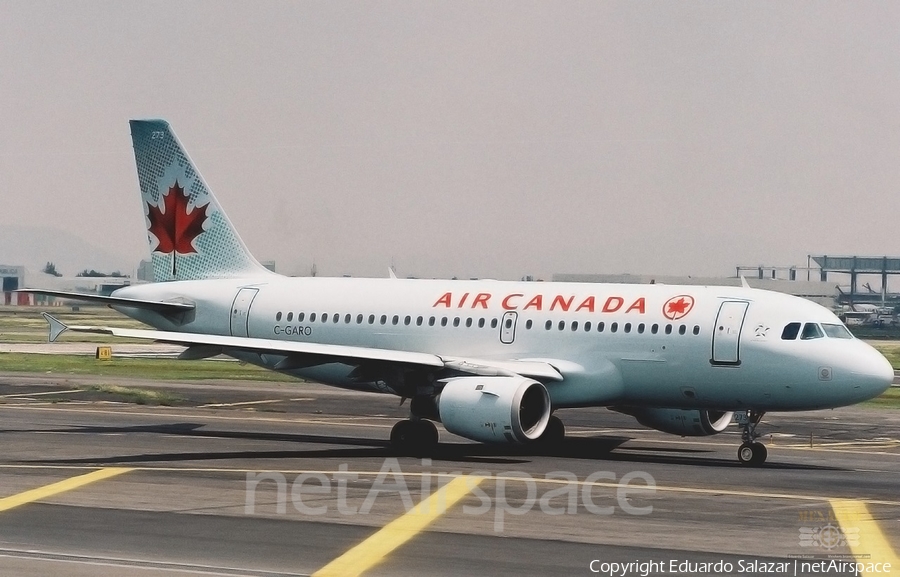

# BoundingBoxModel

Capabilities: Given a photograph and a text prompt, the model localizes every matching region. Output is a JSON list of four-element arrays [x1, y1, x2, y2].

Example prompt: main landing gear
[[736, 410, 767, 466], [390, 419, 439, 454]]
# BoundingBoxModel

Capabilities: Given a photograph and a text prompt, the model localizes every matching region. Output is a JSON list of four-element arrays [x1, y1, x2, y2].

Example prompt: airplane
[[24, 119, 894, 466]]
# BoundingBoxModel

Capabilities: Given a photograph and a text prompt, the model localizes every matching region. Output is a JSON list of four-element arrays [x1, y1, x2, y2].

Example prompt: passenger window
[[453, 317, 460, 327], [392, 315, 399, 325], [333, 313, 339, 323], [822, 323, 853, 339], [416, 316, 423, 326], [310, 313, 317, 322], [693, 325, 700, 335], [584, 321, 592, 331], [545, 320, 552, 330], [298, 313, 305, 322], [357, 314, 363, 324], [491, 319, 498, 329], [478, 318, 485, 328], [558, 320, 565, 330], [404, 316, 411, 326], [429, 316, 435, 326], [322, 313, 328, 323], [286, 312, 293, 322], [525, 319, 533, 329], [651, 324, 658, 334], [665, 324, 672, 335], [611, 322, 618, 333], [368, 314, 375, 324], [505, 318, 512, 329], [380, 315, 387, 325], [344, 314, 351, 323], [571, 321, 578, 331], [781, 322, 801, 340], [624, 323, 631, 333], [466, 318, 472, 328], [598, 322, 605, 332], [637, 323, 645, 334], [801, 323, 824, 340], [276, 312, 282, 321], [441, 317, 448, 327], [678, 324, 686, 335]]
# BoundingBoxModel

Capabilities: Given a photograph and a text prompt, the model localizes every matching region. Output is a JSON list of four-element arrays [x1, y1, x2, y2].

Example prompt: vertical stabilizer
[[130, 119, 272, 282]]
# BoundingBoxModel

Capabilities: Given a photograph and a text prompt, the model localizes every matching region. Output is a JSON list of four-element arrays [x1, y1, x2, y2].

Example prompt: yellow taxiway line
[[312, 475, 483, 577], [830, 499, 898, 575], [0, 467, 132, 513]]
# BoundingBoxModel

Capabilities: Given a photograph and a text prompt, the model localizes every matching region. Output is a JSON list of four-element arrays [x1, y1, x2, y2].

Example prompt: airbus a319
[[26, 120, 894, 466]]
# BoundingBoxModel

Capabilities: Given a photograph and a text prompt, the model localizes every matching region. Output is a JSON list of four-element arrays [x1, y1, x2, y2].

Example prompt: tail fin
[[130, 119, 272, 282]]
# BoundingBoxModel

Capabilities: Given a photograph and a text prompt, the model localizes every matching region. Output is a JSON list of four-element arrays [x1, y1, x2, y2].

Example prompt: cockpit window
[[800, 323, 824, 340], [822, 323, 853, 339], [781, 322, 801, 340]]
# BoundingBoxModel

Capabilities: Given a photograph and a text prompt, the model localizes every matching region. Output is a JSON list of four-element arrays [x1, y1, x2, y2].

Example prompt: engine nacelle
[[437, 376, 551, 444], [625, 408, 734, 437]]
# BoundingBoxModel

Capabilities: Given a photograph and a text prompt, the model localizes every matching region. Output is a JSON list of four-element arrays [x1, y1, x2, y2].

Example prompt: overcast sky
[[2, 2, 899, 280]]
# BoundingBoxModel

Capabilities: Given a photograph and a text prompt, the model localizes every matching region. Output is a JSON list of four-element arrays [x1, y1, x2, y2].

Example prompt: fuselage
[[112, 276, 894, 412]]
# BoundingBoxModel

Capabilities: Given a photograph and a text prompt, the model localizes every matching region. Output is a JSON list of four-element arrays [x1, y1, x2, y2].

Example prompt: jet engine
[[623, 408, 734, 436], [437, 376, 551, 443]]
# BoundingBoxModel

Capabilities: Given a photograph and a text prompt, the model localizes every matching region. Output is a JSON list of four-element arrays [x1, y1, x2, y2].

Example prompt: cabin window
[[298, 313, 305, 322], [368, 314, 375, 324], [781, 323, 801, 339], [525, 319, 533, 329], [491, 319, 498, 329], [611, 322, 618, 333], [665, 324, 672, 335], [441, 317, 448, 327], [276, 312, 282, 321], [637, 323, 645, 334], [678, 324, 686, 335], [478, 318, 485, 328], [597, 322, 605, 332], [322, 313, 328, 323], [344, 314, 351, 323], [465, 318, 472, 328], [584, 321, 592, 331], [310, 313, 317, 322], [392, 315, 399, 325], [545, 320, 552, 330], [651, 324, 658, 334], [404, 315, 411, 326], [286, 312, 293, 322], [357, 314, 363, 324], [453, 317, 460, 327], [693, 325, 700, 335], [333, 313, 339, 323], [822, 323, 853, 339], [416, 316, 423, 326], [380, 315, 387, 325], [429, 316, 435, 326], [624, 322, 632, 333], [558, 320, 565, 331], [800, 323, 824, 340], [571, 321, 578, 331]]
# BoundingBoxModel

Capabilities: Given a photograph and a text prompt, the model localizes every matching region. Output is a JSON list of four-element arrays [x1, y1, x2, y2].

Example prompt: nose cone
[[849, 344, 894, 402]]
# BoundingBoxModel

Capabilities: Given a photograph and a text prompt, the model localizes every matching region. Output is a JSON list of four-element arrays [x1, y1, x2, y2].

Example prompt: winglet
[[388, 267, 397, 279], [42, 313, 68, 343], [740, 275, 750, 289]]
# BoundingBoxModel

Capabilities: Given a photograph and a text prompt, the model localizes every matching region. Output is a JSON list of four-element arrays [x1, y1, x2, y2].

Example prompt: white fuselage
[[113, 277, 893, 412]]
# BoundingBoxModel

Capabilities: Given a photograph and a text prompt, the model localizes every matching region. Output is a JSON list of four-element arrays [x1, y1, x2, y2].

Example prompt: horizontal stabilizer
[[17, 290, 194, 314]]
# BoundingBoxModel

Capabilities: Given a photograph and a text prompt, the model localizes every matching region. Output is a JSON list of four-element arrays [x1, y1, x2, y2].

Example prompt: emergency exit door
[[500, 311, 518, 344]]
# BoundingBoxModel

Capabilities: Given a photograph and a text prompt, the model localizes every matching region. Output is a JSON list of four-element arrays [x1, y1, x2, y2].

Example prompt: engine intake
[[622, 407, 734, 436], [437, 376, 551, 443]]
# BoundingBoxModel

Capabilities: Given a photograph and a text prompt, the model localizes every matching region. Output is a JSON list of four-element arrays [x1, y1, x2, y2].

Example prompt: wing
[[42, 314, 564, 382]]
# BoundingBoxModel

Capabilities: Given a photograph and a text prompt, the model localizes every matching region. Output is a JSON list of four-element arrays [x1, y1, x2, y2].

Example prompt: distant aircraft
[[25, 120, 894, 466]]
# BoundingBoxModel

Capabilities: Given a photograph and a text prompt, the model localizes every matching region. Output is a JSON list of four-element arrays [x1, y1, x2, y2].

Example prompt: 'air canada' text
[[432, 292, 647, 314]]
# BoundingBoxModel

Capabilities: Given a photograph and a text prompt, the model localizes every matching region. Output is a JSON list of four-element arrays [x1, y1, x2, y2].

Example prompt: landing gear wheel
[[390, 419, 438, 455], [538, 415, 566, 445], [737, 441, 767, 466]]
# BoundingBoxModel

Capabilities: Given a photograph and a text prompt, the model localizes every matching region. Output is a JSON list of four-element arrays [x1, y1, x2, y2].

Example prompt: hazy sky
[[2, 2, 899, 280]]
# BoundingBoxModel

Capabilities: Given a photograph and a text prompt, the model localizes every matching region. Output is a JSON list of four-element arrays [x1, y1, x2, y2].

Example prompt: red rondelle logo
[[663, 295, 694, 320]]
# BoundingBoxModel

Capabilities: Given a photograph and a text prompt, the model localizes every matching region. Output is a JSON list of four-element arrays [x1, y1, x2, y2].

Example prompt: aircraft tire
[[738, 442, 767, 466]]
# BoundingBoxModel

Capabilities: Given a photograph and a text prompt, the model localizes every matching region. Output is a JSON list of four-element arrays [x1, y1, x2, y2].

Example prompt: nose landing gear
[[735, 410, 767, 465]]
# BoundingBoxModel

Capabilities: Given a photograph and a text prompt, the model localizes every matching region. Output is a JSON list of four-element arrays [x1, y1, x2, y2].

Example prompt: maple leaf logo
[[663, 295, 694, 320], [146, 181, 209, 276]]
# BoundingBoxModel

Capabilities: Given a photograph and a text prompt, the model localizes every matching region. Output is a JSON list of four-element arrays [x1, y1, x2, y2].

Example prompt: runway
[[0, 373, 897, 576]]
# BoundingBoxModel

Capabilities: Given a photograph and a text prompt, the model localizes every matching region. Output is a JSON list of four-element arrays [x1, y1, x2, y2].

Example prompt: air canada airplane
[[27, 120, 894, 466]]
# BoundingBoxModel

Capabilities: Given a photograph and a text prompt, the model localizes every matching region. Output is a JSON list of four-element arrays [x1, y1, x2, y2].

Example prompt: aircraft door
[[230, 287, 259, 337], [711, 301, 749, 365], [500, 311, 517, 344]]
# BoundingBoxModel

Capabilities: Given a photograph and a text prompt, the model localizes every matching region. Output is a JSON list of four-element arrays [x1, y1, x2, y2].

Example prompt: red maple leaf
[[667, 298, 690, 316], [146, 181, 208, 256]]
